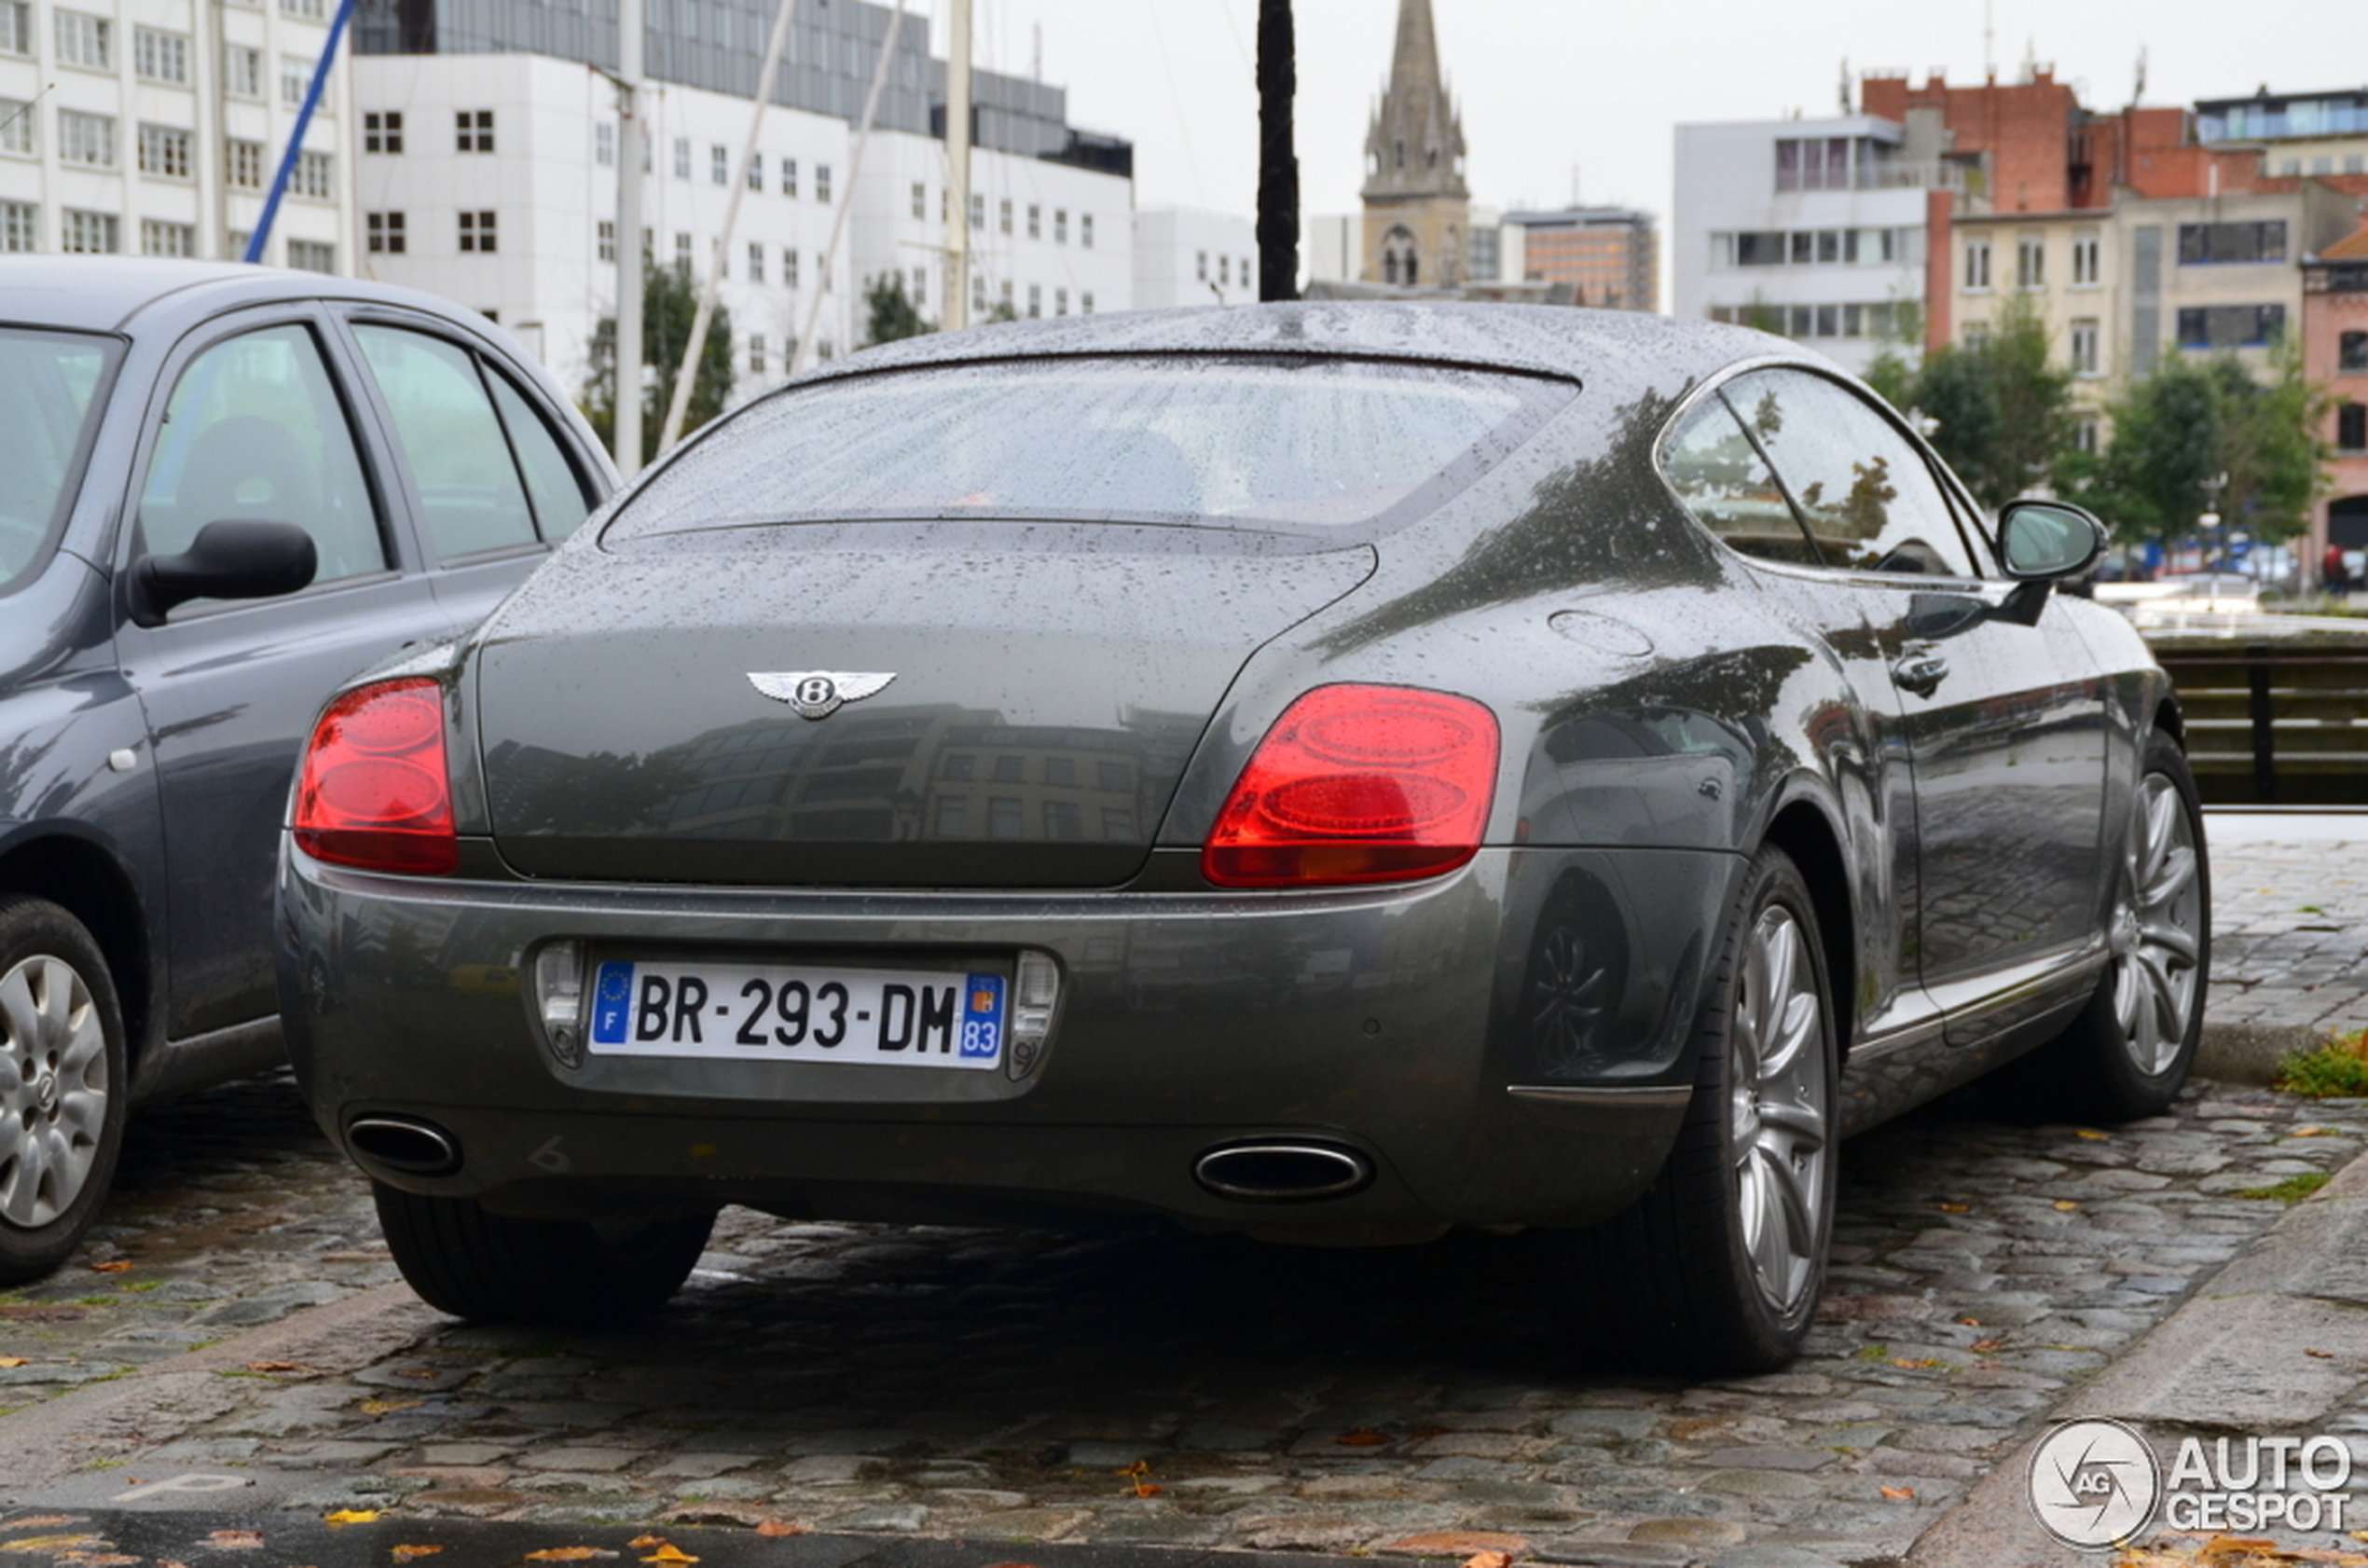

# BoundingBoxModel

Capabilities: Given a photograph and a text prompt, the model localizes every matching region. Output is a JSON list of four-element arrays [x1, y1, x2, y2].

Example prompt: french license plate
[[586, 959, 1005, 1069]]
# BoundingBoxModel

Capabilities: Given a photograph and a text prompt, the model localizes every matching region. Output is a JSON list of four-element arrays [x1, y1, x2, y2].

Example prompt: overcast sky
[[933, 0, 2353, 242]]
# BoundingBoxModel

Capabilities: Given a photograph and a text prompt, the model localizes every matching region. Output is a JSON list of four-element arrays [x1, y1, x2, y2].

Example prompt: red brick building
[[2306, 227, 2368, 568]]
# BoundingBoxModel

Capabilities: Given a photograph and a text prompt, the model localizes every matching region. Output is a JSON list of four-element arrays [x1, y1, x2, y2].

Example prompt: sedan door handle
[[1893, 653, 1949, 698]]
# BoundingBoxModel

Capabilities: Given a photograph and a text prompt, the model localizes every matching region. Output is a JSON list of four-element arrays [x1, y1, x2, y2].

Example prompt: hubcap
[[0, 954, 110, 1230], [1728, 905, 1830, 1316], [2113, 771, 2204, 1076], [1530, 925, 1608, 1074]]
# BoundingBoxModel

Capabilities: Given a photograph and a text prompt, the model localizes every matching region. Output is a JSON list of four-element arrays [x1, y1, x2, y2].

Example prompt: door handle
[[1893, 653, 1949, 698]]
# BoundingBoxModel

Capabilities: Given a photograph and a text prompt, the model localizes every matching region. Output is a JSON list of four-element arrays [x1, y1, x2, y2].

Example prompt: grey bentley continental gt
[[278, 303, 2208, 1371]]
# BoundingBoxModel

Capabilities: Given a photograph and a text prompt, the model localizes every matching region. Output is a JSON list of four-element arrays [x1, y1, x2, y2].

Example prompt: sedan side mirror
[[1996, 500, 2107, 582], [130, 519, 319, 626]]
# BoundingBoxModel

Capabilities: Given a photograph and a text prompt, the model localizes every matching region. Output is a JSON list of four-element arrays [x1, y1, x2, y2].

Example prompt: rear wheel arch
[[1760, 800, 1854, 1064], [0, 833, 153, 1068]]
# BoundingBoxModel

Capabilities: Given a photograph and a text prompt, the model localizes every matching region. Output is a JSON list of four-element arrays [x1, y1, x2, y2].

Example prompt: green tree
[[581, 264, 737, 465], [1911, 295, 2073, 507], [862, 272, 932, 347], [1860, 297, 1925, 414], [2218, 343, 2329, 545], [2076, 346, 2327, 548]]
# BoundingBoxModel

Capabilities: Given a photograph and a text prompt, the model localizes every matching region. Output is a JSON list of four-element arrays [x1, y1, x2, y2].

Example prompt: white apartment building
[[1673, 114, 1939, 375], [0, 0, 354, 265], [1133, 204, 1254, 309]]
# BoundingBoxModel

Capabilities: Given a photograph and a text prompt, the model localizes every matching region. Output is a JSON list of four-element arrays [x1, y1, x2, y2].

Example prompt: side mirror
[[130, 519, 319, 626], [1996, 500, 2107, 582]]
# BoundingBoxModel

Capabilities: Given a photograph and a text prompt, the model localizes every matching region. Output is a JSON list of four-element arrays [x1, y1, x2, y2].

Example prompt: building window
[[226, 137, 264, 187], [971, 271, 986, 312], [2176, 304, 2284, 350], [54, 11, 108, 69], [366, 211, 406, 253], [0, 97, 34, 156], [998, 198, 1012, 235], [710, 144, 728, 185], [61, 209, 117, 253], [2071, 318, 2099, 377], [1081, 290, 1095, 314], [1962, 322, 1991, 348], [1026, 203, 1039, 240], [281, 0, 325, 18], [1027, 283, 1040, 318], [458, 210, 497, 253], [2072, 232, 2100, 286], [969, 192, 984, 230], [458, 110, 494, 153], [295, 149, 334, 199], [2178, 221, 2286, 265], [745, 241, 764, 283], [287, 239, 333, 272], [910, 181, 925, 218], [0, 200, 35, 250], [365, 109, 403, 152], [1218, 254, 1229, 287], [747, 151, 763, 190], [816, 163, 831, 202], [137, 123, 191, 179], [748, 334, 765, 376], [1054, 287, 1068, 316], [1081, 213, 1094, 250], [141, 219, 194, 256], [1000, 280, 1012, 310], [674, 231, 691, 271], [594, 121, 613, 166], [57, 109, 115, 168], [783, 247, 800, 288], [1774, 135, 1852, 192], [596, 220, 615, 262], [2340, 404, 2367, 452], [1054, 208, 1067, 244], [780, 157, 796, 197], [2076, 418, 2101, 455], [134, 26, 187, 83], [282, 54, 311, 106], [2017, 236, 2045, 291], [2340, 332, 2368, 374], [0, 2, 27, 56], [1195, 250, 1207, 282], [911, 265, 926, 305], [213, 45, 256, 97], [1963, 239, 1991, 291]]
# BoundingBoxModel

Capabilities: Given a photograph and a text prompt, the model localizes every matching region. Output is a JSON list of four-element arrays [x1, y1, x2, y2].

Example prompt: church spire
[[1363, 0, 1467, 203]]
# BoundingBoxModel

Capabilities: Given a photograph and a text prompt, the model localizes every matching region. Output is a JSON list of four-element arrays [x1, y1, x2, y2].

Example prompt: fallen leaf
[[626, 1542, 664, 1553], [1407, 1425, 1448, 1439], [1132, 1485, 1164, 1497], [1, 1538, 102, 1553], [159, 1560, 192, 1568], [358, 1399, 420, 1417], [1880, 1486, 1917, 1500], [86, 1261, 131, 1273], [59, 1555, 139, 1566], [2307, 1348, 2335, 1358], [640, 1548, 698, 1565], [2075, 1129, 2111, 1140], [1971, 1339, 2007, 1354], [392, 1548, 445, 1561], [246, 1362, 302, 1373], [0, 1521, 85, 1532], [2054, 1201, 2080, 1211], [394, 1369, 439, 1380], [2294, 1126, 2335, 1137], [523, 1550, 615, 1562], [1463, 1553, 1512, 1568], [324, 1511, 381, 1525], [752, 1521, 803, 1539], [0, 1357, 25, 1369], [1956, 1316, 1981, 1327], [1891, 1357, 1942, 1369], [1335, 1427, 1391, 1447], [1935, 1202, 1970, 1213], [204, 1533, 263, 1550]]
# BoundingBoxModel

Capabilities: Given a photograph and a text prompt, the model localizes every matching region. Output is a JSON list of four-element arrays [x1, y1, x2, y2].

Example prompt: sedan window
[[0, 327, 116, 594], [138, 323, 386, 584], [352, 325, 541, 558], [1721, 370, 1979, 578], [1661, 397, 1820, 567]]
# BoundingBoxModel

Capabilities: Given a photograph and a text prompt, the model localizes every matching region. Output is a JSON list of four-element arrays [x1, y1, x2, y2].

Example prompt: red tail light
[[1203, 685, 1500, 887], [294, 679, 459, 875]]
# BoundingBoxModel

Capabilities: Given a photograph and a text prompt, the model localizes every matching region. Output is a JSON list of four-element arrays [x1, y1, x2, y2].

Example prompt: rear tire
[[373, 1182, 715, 1327], [0, 897, 129, 1285], [2016, 732, 2209, 1121], [1556, 846, 1837, 1374]]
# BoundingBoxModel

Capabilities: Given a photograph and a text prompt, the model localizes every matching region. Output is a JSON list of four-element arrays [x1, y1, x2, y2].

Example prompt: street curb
[[2196, 1021, 2319, 1084], [0, 1281, 443, 1492], [1905, 1141, 2368, 1566]]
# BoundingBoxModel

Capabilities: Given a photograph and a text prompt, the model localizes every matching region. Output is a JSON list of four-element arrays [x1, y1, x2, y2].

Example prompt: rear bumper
[[277, 845, 1741, 1236]]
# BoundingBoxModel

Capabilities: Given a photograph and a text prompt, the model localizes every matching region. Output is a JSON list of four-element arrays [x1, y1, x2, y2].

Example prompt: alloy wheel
[[2112, 770, 2205, 1077], [1728, 904, 1830, 1316], [0, 955, 111, 1229]]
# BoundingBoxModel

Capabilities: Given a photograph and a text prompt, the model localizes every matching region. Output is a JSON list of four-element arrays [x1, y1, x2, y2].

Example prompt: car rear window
[[0, 326, 118, 595], [606, 355, 1572, 542]]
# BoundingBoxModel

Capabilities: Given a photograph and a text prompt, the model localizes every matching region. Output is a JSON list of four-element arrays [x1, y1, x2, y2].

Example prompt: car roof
[[0, 254, 500, 338], [799, 300, 1819, 407]]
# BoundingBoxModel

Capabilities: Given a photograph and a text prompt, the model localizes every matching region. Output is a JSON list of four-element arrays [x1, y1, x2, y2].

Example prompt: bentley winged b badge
[[747, 670, 898, 721]]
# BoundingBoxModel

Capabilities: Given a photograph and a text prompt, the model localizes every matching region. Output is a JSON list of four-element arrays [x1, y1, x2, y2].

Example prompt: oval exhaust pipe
[[1193, 1142, 1373, 1203], [347, 1115, 462, 1177]]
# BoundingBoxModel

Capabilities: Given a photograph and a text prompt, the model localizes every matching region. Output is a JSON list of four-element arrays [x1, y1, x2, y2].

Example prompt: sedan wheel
[[1558, 845, 1836, 1373], [0, 898, 129, 1284]]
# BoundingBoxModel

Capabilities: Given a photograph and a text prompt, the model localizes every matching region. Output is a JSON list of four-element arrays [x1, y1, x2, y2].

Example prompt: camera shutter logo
[[2029, 1419, 2161, 1548]]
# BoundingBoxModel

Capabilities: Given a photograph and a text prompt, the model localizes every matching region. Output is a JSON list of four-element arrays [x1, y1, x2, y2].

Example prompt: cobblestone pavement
[[2207, 831, 2368, 1038], [2, 840, 2366, 1568]]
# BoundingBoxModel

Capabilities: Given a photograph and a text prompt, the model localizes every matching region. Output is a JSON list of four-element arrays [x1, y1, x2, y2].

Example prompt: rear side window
[[609, 356, 1572, 542], [1662, 397, 1819, 567], [0, 326, 117, 594]]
